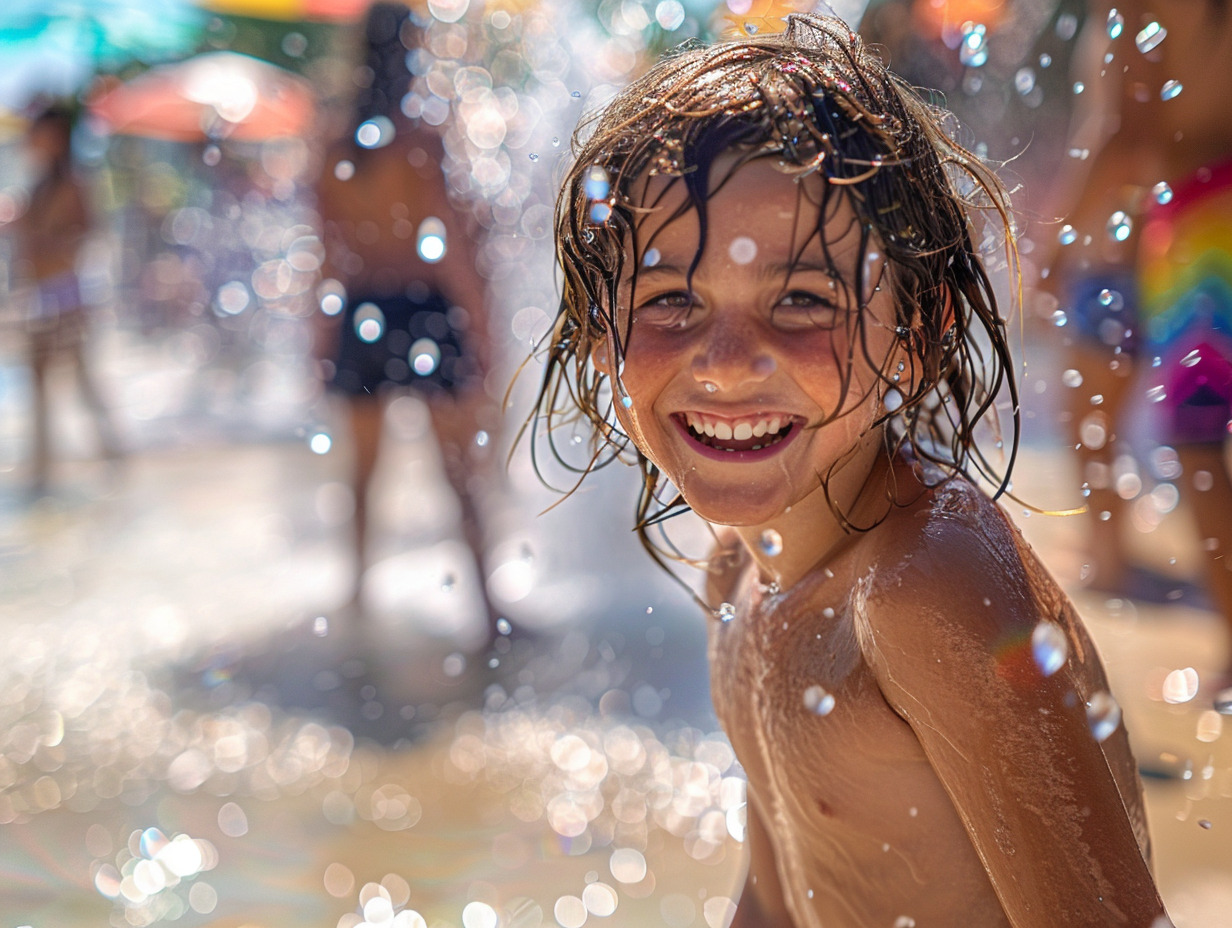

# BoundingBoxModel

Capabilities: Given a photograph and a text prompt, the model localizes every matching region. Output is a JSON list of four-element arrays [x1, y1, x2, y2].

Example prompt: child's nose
[[690, 324, 776, 391]]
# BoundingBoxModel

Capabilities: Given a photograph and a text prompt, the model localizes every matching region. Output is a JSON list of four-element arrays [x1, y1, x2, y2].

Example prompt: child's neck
[[732, 445, 903, 591]]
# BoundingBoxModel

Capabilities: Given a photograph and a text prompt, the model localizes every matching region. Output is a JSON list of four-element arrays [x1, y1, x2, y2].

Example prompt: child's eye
[[772, 291, 841, 329], [633, 291, 695, 328]]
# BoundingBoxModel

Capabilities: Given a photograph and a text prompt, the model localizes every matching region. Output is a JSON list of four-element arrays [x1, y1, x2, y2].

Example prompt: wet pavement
[[1, 320, 1231, 927]]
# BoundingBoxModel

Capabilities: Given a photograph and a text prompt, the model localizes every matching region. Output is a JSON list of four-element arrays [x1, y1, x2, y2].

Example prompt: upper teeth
[[685, 412, 785, 439]]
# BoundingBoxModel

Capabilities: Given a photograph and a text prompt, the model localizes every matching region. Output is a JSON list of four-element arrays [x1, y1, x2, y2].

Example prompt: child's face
[[600, 156, 900, 528]]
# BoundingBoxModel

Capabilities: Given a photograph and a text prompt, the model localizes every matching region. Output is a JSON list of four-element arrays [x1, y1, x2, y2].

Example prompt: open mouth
[[675, 412, 797, 454]]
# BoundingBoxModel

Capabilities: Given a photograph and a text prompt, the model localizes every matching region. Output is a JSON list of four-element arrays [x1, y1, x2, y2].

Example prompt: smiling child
[[533, 14, 1169, 927]]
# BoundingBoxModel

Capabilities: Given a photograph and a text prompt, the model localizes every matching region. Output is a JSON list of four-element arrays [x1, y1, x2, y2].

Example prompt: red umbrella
[[89, 50, 315, 142]]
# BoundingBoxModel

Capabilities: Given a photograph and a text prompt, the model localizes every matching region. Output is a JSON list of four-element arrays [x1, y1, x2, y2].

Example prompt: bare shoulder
[[857, 476, 1064, 653]]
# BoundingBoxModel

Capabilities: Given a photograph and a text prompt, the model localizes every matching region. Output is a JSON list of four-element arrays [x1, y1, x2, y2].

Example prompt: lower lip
[[672, 416, 801, 463]]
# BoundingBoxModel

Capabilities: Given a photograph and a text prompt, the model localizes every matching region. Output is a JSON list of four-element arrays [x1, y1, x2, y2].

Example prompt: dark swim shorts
[[331, 284, 478, 397]]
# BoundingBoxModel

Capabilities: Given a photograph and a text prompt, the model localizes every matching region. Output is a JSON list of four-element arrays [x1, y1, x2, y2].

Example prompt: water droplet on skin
[[759, 529, 783, 557], [1161, 80, 1183, 100], [1031, 621, 1068, 676], [803, 685, 836, 716], [728, 236, 758, 264], [620, 395, 633, 409], [1062, 369, 1084, 388], [571, 90, 582, 98], [717, 602, 736, 623], [1136, 21, 1167, 53], [883, 388, 904, 412], [703, 381, 717, 393], [1057, 224, 1077, 245], [1107, 211, 1133, 241], [590, 202, 612, 223], [642, 248, 661, 267], [1052, 310, 1069, 327], [1039, 53, 1052, 68], [1152, 181, 1173, 205], [1098, 289, 1115, 307], [1199, 819, 1213, 829], [1107, 9, 1124, 39], [529, 152, 540, 161], [744, 21, 759, 34], [1073, 81, 1085, 94], [1087, 691, 1122, 741]]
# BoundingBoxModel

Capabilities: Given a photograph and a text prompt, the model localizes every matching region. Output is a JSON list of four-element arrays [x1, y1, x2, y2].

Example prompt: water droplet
[[1014, 67, 1036, 95], [1152, 181, 1173, 205], [1106, 9, 1124, 39], [410, 338, 441, 376], [1039, 53, 1052, 68], [643, 247, 661, 267], [1086, 691, 1122, 741], [744, 21, 759, 34], [1162, 667, 1200, 704], [416, 217, 447, 262], [584, 164, 611, 200], [703, 381, 718, 393], [529, 152, 540, 161], [1180, 348, 1202, 368], [728, 236, 758, 264], [759, 529, 783, 557], [1051, 309, 1069, 327], [496, 617, 512, 635], [1062, 369, 1084, 388], [1135, 21, 1167, 53], [1107, 211, 1133, 242], [203, 144, 221, 166], [1160, 80, 1183, 100], [442, 573, 456, 592], [1097, 289, 1115, 307], [1057, 224, 1077, 245], [1199, 819, 1213, 829], [309, 432, 332, 454], [552, 136, 561, 146], [620, 395, 633, 409], [883, 388, 904, 412], [1146, 384, 1167, 403], [1031, 621, 1068, 676], [1073, 81, 1085, 95], [571, 90, 582, 98], [717, 602, 736, 623], [803, 685, 836, 716], [959, 24, 988, 67], [590, 202, 612, 223], [313, 616, 329, 636], [334, 159, 355, 181]]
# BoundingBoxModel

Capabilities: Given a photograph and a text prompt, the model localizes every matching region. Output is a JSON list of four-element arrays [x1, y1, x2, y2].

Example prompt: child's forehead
[[625, 156, 863, 259]]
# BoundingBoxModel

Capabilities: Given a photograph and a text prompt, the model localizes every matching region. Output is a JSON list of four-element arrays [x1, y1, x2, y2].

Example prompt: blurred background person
[[1046, 0, 1232, 695], [6, 104, 120, 498], [314, 2, 499, 635]]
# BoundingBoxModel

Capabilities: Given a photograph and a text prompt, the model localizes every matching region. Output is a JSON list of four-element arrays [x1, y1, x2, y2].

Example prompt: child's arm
[[728, 791, 793, 927], [856, 506, 1168, 926]]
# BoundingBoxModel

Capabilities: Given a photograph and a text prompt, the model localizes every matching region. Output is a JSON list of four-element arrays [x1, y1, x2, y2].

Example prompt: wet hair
[[530, 13, 1018, 570]]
